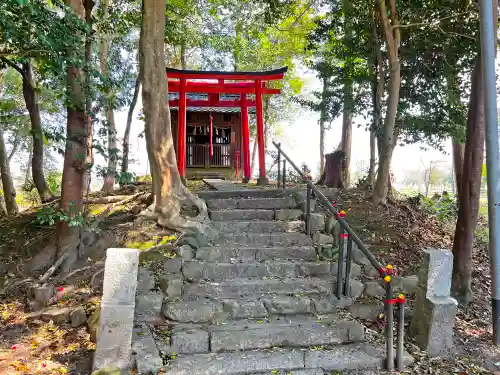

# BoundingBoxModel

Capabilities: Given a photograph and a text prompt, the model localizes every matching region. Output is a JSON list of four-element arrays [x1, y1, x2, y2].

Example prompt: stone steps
[[195, 246, 317, 262], [181, 260, 362, 281], [163, 297, 355, 323], [162, 343, 412, 375], [168, 319, 364, 354], [210, 208, 303, 221], [212, 220, 305, 233], [207, 197, 297, 210], [182, 260, 340, 280], [182, 277, 336, 299], [214, 232, 312, 247]]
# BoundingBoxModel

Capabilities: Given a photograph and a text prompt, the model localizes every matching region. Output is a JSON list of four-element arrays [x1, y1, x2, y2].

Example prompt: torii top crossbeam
[[167, 67, 288, 184]]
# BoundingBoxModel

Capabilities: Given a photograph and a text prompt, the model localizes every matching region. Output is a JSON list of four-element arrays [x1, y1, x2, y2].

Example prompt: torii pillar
[[255, 79, 268, 185]]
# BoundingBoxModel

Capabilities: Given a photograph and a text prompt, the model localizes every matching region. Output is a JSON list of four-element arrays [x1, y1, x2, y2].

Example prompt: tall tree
[[99, 0, 118, 194], [141, 0, 209, 234], [372, 0, 400, 204], [0, 123, 18, 215]]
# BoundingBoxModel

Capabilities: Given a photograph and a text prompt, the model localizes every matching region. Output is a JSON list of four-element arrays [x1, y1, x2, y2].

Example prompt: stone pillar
[[93, 248, 139, 371], [408, 248, 458, 357]]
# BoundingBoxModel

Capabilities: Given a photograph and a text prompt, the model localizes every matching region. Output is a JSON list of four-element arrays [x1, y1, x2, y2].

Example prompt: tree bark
[[21, 61, 55, 202], [367, 6, 384, 188], [452, 140, 464, 197], [372, 0, 400, 205], [319, 76, 328, 174], [341, 0, 353, 187], [100, 0, 117, 195], [7, 129, 21, 163], [24, 141, 32, 187], [122, 74, 141, 175], [140, 0, 209, 232], [451, 56, 485, 304], [250, 139, 258, 178], [180, 42, 187, 69], [0, 123, 18, 215]]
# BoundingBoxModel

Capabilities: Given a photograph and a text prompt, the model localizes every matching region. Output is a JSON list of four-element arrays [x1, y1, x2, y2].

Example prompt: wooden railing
[[187, 143, 233, 167]]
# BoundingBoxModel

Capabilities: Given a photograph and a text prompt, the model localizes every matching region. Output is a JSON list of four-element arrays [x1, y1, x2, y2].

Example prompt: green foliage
[[117, 171, 136, 186], [46, 171, 63, 194], [36, 201, 85, 227], [422, 193, 458, 222]]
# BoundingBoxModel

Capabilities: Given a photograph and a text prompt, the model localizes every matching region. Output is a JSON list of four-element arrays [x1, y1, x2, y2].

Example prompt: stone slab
[[93, 304, 135, 371], [421, 248, 453, 298], [312, 232, 334, 245], [136, 268, 155, 292], [171, 329, 209, 354], [408, 295, 458, 357], [222, 299, 268, 319], [205, 198, 238, 210], [275, 209, 303, 221], [134, 292, 163, 322], [304, 343, 414, 370], [183, 278, 332, 299], [309, 213, 326, 232], [163, 300, 225, 323], [212, 220, 305, 233], [93, 248, 139, 372], [311, 296, 354, 314], [164, 258, 182, 274], [101, 248, 140, 306], [211, 321, 355, 352], [159, 276, 183, 299], [363, 282, 386, 298], [132, 325, 163, 374], [256, 247, 317, 261], [348, 302, 384, 320], [210, 209, 274, 221], [214, 233, 312, 247], [237, 197, 296, 209], [263, 296, 313, 315], [163, 349, 304, 375], [196, 246, 258, 262], [250, 371, 323, 375]]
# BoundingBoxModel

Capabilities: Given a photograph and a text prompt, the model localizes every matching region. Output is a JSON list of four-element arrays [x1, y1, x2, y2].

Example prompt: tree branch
[[7, 130, 21, 162], [0, 57, 27, 80], [275, 0, 316, 32], [394, 12, 472, 29]]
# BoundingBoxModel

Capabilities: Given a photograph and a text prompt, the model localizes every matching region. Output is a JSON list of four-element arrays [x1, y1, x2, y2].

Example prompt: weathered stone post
[[408, 248, 458, 357], [93, 248, 139, 371]]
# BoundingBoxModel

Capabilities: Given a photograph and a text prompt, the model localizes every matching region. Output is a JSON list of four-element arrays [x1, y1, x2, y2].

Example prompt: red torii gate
[[166, 67, 288, 184]]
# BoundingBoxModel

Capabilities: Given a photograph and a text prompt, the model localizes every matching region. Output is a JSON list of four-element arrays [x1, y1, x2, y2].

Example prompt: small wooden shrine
[[167, 67, 287, 183]]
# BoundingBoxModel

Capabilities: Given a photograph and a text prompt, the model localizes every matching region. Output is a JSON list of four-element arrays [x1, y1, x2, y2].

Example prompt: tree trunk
[[451, 56, 486, 305], [24, 142, 32, 187], [122, 74, 141, 175], [452, 139, 464, 198], [340, 97, 352, 187], [250, 138, 258, 178], [367, 7, 384, 188], [140, 0, 209, 232], [0, 124, 18, 215], [319, 76, 328, 174], [372, 0, 400, 205], [83, 0, 94, 195], [100, 0, 117, 195], [180, 42, 187, 69], [21, 61, 55, 202], [317, 151, 346, 188], [7, 129, 21, 163]]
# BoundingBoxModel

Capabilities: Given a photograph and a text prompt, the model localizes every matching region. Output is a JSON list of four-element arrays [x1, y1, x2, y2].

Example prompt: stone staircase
[[133, 189, 412, 375]]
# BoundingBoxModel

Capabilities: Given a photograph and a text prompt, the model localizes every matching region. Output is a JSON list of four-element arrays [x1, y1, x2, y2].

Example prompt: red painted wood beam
[[177, 78, 187, 177], [255, 79, 267, 184], [169, 81, 265, 88], [167, 82, 280, 95], [241, 94, 251, 182], [169, 99, 257, 107], [166, 67, 287, 80]]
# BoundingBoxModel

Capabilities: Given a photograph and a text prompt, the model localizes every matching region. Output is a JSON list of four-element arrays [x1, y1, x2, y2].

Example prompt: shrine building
[[167, 67, 287, 184]]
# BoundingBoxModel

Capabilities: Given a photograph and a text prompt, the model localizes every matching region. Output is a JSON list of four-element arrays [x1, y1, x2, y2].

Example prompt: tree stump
[[317, 150, 346, 188]]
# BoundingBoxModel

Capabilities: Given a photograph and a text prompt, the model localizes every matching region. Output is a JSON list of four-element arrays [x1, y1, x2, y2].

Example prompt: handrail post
[[343, 236, 353, 296], [306, 184, 312, 235], [282, 159, 286, 189], [336, 229, 345, 298], [277, 143, 281, 189], [386, 281, 394, 370], [396, 295, 405, 370]]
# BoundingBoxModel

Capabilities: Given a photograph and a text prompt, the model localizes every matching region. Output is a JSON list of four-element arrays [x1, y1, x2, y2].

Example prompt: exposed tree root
[[58, 261, 104, 282], [39, 246, 71, 283], [90, 268, 104, 288]]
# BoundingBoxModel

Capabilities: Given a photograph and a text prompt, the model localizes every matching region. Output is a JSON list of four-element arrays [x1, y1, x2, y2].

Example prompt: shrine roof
[[166, 67, 287, 80]]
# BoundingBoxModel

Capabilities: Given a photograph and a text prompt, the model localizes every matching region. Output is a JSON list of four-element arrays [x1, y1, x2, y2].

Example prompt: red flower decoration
[[57, 287, 64, 292], [332, 203, 337, 207], [348, 207, 352, 212], [11, 345, 17, 350], [42, 363, 47, 368]]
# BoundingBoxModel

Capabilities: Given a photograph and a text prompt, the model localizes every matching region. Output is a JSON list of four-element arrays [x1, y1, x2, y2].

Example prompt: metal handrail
[[272, 141, 406, 371]]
